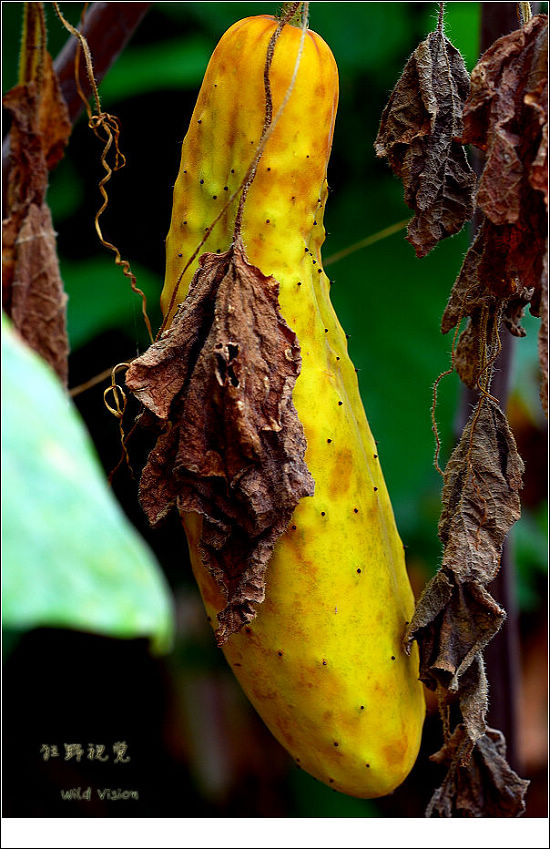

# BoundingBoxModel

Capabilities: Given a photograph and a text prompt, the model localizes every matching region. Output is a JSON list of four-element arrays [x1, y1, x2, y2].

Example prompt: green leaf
[[1, 315, 174, 653], [60, 255, 162, 350], [288, 764, 379, 817], [98, 36, 214, 104]]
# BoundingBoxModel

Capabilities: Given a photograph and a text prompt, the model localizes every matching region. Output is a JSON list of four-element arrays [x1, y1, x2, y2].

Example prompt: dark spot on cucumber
[[321, 511, 326, 516], [354, 508, 359, 513], [200, 179, 204, 184], [338, 401, 343, 406], [357, 568, 361, 573], [333, 742, 339, 747], [391, 656, 396, 661], [327, 438, 332, 443], [374, 487, 378, 492]]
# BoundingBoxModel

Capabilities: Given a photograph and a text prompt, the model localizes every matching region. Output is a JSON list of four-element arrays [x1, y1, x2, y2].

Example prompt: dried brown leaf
[[439, 399, 524, 581], [8, 203, 69, 385], [442, 217, 539, 344], [447, 15, 548, 340], [406, 400, 523, 695], [126, 241, 315, 645], [441, 223, 488, 335], [464, 15, 548, 219], [3, 43, 71, 382], [37, 51, 73, 172], [427, 725, 529, 817], [374, 25, 475, 257], [453, 320, 481, 390]]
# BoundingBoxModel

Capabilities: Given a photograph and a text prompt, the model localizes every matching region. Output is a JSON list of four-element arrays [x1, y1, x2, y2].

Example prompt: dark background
[[3, 2, 547, 817]]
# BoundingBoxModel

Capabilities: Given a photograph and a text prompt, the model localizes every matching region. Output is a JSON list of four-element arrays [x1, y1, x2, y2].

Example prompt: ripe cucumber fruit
[[161, 15, 425, 798]]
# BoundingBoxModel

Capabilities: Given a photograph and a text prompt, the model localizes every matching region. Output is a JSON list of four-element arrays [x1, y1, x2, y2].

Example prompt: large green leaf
[[98, 36, 214, 104], [60, 255, 162, 351], [2, 315, 174, 652]]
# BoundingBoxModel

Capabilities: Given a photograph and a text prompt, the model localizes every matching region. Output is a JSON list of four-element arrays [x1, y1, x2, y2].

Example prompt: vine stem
[[232, 1, 306, 241]]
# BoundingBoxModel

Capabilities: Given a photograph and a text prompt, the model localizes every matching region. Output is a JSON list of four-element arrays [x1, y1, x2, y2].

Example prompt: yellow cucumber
[[161, 15, 425, 798]]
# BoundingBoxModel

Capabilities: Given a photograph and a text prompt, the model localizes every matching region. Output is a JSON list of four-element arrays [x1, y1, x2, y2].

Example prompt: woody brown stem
[[3, 2, 151, 205]]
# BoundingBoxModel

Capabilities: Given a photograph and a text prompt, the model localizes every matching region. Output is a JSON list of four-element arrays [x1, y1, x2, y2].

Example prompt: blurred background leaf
[[2, 315, 174, 653]]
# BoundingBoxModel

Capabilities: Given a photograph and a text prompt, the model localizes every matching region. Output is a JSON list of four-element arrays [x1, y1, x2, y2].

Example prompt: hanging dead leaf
[[2, 4, 71, 384], [374, 22, 475, 257], [9, 203, 69, 385], [427, 725, 529, 817], [406, 399, 523, 696], [439, 399, 524, 579], [445, 16, 548, 348], [126, 240, 315, 645], [464, 15, 548, 217]]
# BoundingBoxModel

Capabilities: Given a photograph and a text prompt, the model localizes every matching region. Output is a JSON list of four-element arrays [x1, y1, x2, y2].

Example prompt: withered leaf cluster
[[405, 398, 528, 816], [443, 14, 548, 411], [405, 400, 523, 709], [427, 725, 530, 818], [392, 12, 548, 818], [2, 10, 71, 385], [126, 241, 314, 645], [374, 23, 476, 257]]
